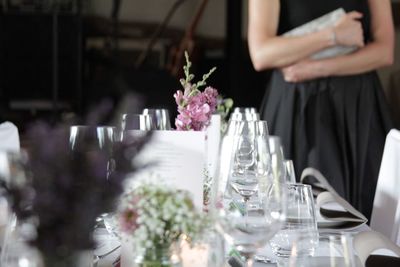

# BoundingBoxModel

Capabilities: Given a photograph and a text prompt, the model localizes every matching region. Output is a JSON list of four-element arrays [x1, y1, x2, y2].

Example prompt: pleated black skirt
[[260, 70, 392, 220]]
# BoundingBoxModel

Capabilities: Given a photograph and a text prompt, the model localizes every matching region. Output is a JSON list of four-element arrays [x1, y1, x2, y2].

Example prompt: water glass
[[121, 114, 154, 131], [142, 108, 171, 130], [286, 233, 361, 267], [270, 183, 318, 258]]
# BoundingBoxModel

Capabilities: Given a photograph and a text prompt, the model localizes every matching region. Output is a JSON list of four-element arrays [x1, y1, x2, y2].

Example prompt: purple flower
[[204, 87, 218, 113], [175, 113, 192, 130], [173, 54, 219, 131], [174, 90, 184, 106]]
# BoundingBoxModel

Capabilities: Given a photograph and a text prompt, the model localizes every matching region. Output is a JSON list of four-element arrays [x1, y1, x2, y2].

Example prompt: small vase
[[135, 244, 181, 267]]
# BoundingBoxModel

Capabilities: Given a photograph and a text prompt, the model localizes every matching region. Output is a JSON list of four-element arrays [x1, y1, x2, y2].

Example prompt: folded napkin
[[0, 122, 20, 152], [301, 168, 367, 229], [354, 230, 400, 266]]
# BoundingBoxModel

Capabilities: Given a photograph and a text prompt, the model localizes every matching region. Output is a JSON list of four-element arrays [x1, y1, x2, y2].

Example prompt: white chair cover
[[0, 122, 20, 152], [370, 129, 400, 245]]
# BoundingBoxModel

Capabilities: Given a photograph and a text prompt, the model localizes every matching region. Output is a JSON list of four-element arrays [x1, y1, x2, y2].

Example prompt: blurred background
[[0, 0, 399, 133]]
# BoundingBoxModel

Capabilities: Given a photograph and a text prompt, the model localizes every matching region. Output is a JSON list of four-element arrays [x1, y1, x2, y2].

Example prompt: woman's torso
[[278, 0, 371, 41]]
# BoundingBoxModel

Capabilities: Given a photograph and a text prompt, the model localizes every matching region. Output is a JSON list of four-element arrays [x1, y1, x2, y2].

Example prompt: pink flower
[[174, 90, 184, 106], [173, 61, 219, 131], [204, 87, 218, 113], [119, 207, 139, 233], [119, 195, 140, 233], [175, 113, 192, 130], [184, 83, 194, 97], [187, 103, 210, 122]]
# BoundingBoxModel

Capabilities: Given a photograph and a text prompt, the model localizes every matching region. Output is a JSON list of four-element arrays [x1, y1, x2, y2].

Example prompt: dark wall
[[0, 13, 81, 107]]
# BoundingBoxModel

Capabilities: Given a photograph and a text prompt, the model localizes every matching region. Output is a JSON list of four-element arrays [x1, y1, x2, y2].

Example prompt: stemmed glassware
[[121, 114, 154, 131], [142, 108, 171, 130], [229, 121, 270, 202], [213, 120, 286, 267], [70, 126, 117, 179], [69, 126, 118, 229]]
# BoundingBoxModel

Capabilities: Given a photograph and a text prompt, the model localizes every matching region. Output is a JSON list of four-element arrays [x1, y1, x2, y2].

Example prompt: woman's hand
[[333, 11, 365, 48], [281, 60, 323, 83]]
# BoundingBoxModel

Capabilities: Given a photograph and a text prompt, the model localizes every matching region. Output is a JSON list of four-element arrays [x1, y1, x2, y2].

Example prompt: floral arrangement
[[118, 183, 205, 262], [174, 52, 219, 131]]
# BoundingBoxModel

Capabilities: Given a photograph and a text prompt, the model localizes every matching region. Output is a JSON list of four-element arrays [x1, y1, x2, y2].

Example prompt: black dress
[[260, 0, 392, 220]]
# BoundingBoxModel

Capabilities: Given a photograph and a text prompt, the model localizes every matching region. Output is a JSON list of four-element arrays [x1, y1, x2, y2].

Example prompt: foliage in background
[[3, 101, 152, 266]]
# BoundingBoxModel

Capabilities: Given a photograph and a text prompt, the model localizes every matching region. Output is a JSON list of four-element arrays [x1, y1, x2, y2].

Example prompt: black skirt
[[260, 70, 392, 220]]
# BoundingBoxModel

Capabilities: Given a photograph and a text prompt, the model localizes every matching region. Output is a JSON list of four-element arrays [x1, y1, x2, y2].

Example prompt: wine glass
[[229, 121, 270, 202], [142, 108, 171, 130], [233, 107, 258, 115], [121, 114, 154, 131], [70, 126, 117, 179], [69, 126, 117, 227], [213, 121, 285, 267], [213, 178, 286, 267], [230, 112, 260, 122]]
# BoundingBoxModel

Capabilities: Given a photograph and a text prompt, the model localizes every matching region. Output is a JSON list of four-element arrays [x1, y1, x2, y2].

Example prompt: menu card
[[126, 130, 207, 210]]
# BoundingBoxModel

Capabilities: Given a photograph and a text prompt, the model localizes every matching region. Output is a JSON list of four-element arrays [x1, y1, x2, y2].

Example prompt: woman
[[248, 0, 394, 219]]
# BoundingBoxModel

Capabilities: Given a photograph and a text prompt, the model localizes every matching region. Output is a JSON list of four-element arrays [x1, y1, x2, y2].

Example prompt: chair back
[[371, 129, 400, 245]]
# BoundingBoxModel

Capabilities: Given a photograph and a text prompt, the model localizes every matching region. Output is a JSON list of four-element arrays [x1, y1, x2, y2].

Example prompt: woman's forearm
[[249, 28, 335, 71], [315, 42, 394, 77], [281, 41, 394, 83]]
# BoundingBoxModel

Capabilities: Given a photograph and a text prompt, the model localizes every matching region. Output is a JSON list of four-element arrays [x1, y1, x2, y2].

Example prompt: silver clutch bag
[[283, 8, 358, 60]]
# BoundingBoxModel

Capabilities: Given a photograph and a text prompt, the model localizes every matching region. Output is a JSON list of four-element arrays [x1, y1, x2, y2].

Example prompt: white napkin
[[354, 230, 400, 266], [301, 168, 367, 229], [0, 122, 20, 152]]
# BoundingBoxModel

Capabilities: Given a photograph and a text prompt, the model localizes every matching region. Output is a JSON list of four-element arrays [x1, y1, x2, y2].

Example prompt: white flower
[[118, 182, 205, 247]]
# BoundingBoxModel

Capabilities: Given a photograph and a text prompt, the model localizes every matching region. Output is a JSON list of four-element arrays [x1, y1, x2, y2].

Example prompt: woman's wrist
[[319, 28, 337, 47]]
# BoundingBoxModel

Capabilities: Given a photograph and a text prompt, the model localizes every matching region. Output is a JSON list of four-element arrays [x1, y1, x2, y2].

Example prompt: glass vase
[[41, 250, 93, 267], [135, 244, 181, 267]]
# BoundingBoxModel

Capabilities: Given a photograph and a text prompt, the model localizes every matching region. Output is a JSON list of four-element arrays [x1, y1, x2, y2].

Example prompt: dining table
[[93, 211, 375, 267]]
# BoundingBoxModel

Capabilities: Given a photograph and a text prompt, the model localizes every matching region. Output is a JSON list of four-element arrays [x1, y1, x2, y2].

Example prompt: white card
[[127, 130, 206, 210]]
